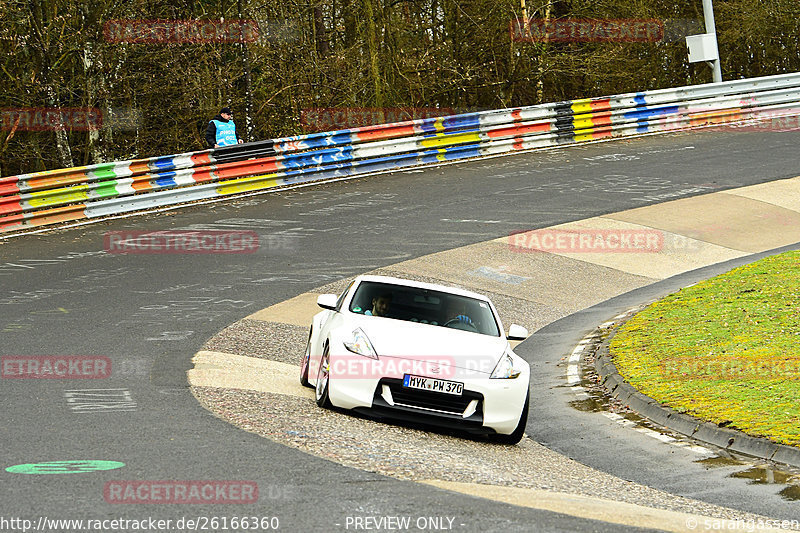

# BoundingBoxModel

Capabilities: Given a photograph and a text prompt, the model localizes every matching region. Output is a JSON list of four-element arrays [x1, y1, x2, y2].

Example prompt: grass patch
[[611, 251, 800, 447]]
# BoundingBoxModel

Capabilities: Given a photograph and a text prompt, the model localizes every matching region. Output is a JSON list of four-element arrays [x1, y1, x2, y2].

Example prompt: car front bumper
[[327, 359, 530, 435]]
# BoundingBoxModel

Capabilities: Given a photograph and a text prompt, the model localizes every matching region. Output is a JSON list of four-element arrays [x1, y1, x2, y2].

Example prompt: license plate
[[403, 374, 463, 396]]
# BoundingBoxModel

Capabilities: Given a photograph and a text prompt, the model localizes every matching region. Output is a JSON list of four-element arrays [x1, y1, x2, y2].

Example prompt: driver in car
[[365, 293, 392, 317], [445, 299, 475, 328]]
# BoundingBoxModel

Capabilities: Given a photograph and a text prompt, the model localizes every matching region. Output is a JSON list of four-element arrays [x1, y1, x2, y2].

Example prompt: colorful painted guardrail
[[2, 72, 799, 234]]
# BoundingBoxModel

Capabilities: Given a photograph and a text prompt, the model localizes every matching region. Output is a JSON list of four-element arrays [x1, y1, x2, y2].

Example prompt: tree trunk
[[237, 0, 255, 141], [363, 0, 384, 108]]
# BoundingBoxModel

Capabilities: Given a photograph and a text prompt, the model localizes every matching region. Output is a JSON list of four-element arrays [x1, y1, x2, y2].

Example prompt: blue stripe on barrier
[[443, 114, 481, 129], [281, 146, 355, 169], [153, 172, 178, 188], [624, 105, 680, 120], [418, 143, 482, 164], [151, 157, 177, 171], [634, 93, 647, 106]]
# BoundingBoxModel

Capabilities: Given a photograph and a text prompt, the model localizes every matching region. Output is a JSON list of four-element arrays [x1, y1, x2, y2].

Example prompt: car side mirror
[[507, 324, 528, 341], [317, 294, 338, 311]]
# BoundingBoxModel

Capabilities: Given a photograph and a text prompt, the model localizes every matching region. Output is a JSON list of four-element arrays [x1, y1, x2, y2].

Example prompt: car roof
[[353, 275, 491, 301]]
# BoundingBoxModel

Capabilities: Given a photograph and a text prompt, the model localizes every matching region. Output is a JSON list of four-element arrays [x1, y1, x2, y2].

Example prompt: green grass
[[611, 251, 800, 446]]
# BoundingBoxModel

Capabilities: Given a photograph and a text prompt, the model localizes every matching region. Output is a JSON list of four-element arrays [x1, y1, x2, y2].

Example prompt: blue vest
[[212, 119, 237, 146]]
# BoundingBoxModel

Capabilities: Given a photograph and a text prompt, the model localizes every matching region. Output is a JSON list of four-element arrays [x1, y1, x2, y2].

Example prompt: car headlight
[[490, 351, 521, 379], [343, 328, 378, 359]]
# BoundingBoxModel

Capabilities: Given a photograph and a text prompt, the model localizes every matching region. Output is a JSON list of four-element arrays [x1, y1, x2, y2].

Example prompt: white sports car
[[300, 275, 531, 444]]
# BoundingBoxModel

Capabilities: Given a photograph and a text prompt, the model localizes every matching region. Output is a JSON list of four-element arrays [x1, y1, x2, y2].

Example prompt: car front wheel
[[315, 344, 332, 408]]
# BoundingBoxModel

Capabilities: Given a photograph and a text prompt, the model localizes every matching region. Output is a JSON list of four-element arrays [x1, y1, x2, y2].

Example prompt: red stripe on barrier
[[213, 159, 281, 180], [26, 171, 90, 191], [191, 169, 216, 183], [355, 124, 416, 142], [131, 175, 156, 191], [591, 113, 613, 127], [0, 178, 21, 197], [591, 99, 612, 111], [0, 196, 23, 216], [191, 152, 214, 166], [129, 161, 151, 175], [23, 204, 87, 227], [487, 121, 551, 138], [0, 212, 25, 231], [592, 129, 613, 139]]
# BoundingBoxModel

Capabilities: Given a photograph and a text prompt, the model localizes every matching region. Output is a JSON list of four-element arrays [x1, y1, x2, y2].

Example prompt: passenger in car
[[365, 293, 393, 317]]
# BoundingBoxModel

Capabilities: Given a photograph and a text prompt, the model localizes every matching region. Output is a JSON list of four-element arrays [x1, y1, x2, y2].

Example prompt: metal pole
[[701, 0, 723, 82]]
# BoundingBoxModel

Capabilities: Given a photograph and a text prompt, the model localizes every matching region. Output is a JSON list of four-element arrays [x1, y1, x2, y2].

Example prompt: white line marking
[[636, 427, 676, 443], [566, 366, 580, 385], [672, 442, 713, 455]]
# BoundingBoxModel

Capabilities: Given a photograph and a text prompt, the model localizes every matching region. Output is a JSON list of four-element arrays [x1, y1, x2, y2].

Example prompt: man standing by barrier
[[205, 107, 244, 148]]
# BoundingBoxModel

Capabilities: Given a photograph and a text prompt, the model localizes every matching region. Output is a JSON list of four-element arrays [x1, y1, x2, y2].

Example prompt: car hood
[[345, 316, 509, 375]]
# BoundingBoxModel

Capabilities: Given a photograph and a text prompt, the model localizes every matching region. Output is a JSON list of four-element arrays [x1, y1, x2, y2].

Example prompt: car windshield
[[348, 281, 500, 337]]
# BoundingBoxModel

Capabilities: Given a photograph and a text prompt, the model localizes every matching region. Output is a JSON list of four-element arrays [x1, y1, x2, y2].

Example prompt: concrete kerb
[[593, 312, 800, 469]]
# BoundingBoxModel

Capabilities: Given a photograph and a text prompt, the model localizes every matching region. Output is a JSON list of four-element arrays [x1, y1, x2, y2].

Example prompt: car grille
[[381, 379, 483, 417]]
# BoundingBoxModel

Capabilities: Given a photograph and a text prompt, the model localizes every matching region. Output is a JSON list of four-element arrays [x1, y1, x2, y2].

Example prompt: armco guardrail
[[2, 72, 799, 234]]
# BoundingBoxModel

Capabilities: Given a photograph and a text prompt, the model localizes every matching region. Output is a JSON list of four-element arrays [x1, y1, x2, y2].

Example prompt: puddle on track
[[695, 455, 745, 468], [729, 466, 800, 501]]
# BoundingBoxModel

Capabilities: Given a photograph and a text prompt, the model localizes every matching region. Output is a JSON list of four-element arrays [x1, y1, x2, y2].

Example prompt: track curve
[[2, 126, 799, 532]]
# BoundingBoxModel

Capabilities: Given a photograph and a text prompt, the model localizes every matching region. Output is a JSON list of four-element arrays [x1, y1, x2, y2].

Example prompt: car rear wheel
[[315, 344, 332, 408], [300, 328, 312, 388], [489, 393, 528, 445]]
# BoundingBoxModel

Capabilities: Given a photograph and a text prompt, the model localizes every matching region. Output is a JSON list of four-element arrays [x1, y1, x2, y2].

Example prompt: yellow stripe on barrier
[[571, 99, 593, 115], [26, 184, 90, 208], [420, 132, 481, 148], [216, 173, 282, 195], [573, 117, 597, 130]]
